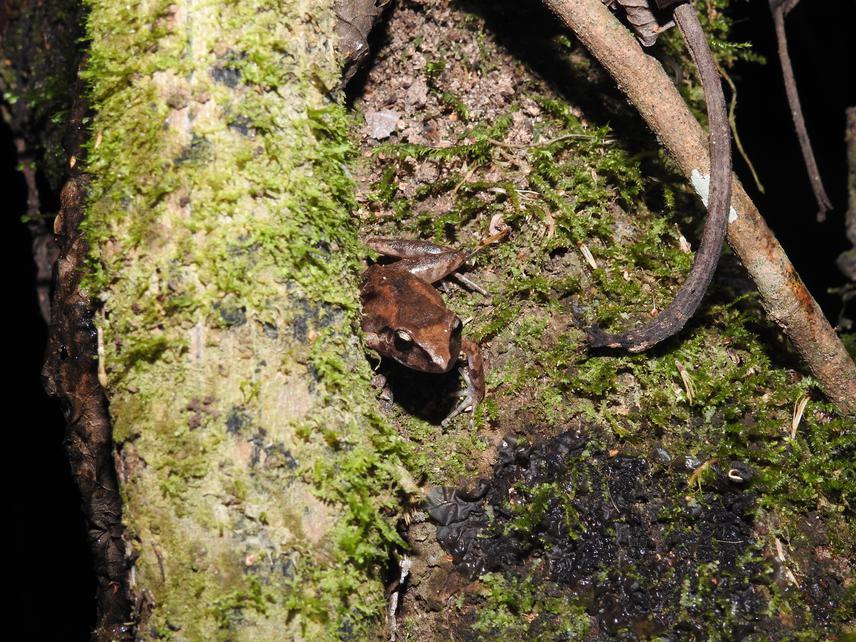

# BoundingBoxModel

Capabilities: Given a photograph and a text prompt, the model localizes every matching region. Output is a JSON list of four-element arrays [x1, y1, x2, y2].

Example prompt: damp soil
[[427, 431, 773, 639]]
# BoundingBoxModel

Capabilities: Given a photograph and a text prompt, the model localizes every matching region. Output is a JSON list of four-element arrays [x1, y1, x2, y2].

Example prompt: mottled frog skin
[[360, 238, 485, 424]]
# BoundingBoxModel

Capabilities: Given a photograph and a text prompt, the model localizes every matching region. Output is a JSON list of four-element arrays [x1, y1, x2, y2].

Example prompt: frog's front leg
[[441, 338, 485, 426]]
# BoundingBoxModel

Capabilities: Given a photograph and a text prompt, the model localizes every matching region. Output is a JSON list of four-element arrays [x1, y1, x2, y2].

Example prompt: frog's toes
[[441, 369, 478, 426], [371, 372, 394, 403], [441, 400, 474, 426]]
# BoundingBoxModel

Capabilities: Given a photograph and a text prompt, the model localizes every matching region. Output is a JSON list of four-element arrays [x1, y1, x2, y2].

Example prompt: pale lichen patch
[[690, 168, 739, 223]]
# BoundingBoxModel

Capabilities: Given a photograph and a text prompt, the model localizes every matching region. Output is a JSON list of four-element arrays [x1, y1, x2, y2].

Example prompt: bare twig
[[845, 107, 856, 245], [769, 0, 833, 222], [542, 0, 856, 414], [835, 108, 856, 321], [717, 61, 765, 195]]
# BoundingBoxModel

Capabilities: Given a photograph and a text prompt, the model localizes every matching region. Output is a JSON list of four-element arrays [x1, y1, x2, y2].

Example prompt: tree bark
[[39, 0, 410, 638], [42, 87, 133, 639]]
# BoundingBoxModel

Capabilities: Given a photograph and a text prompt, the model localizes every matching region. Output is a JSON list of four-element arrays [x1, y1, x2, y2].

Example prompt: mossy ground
[[350, 0, 854, 638]]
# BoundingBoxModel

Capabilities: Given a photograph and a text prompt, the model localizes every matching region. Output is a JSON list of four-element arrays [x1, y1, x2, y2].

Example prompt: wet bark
[[41, 87, 133, 640]]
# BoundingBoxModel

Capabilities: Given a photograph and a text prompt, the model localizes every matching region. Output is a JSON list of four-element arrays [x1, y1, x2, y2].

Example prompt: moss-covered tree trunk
[[41, 0, 409, 639]]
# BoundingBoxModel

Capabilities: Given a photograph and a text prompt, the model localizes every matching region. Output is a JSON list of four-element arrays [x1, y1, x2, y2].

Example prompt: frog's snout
[[431, 353, 454, 373]]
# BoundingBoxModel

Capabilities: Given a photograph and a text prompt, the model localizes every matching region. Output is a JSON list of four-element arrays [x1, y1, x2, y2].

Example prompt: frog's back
[[360, 265, 451, 332]]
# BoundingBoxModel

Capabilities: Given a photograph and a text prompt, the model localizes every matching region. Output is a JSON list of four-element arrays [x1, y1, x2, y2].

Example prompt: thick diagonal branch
[[543, 0, 856, 414]]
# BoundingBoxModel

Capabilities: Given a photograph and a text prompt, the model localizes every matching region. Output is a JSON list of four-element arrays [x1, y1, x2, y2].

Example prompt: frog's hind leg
[[366, 237, 453, 258], [397, 254, 467, 285], [366, 238, 467, 284]]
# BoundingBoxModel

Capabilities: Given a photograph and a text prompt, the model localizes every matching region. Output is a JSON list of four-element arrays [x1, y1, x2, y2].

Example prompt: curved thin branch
[[543, 0, 856, 414], [718, 61, 765, 195], [588, 2, 731, 352]]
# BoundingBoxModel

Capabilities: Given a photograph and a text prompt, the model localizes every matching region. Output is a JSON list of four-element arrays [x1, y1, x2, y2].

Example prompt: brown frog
[[360, 237, 486, 425]]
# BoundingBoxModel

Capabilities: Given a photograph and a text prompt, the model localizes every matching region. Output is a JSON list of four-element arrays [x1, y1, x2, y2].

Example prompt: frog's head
[[385, 311, 463, 374]]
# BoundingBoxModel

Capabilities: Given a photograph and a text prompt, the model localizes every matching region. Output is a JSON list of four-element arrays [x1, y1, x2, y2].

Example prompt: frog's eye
[[395, 329, 414, 346]]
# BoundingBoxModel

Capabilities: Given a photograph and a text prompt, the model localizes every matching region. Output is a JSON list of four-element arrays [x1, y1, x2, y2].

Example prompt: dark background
[[4, 119, 96, 636], [4, 2, 853, 638], [730, 0, 855, 319]]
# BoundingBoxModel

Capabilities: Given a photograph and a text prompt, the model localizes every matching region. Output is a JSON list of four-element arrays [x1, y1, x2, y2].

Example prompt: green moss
[[437, 91, 470, 121], [424, 59, 446, 80], [472, 569, 591, 641], [399, 414, 487, 485], [121, 334, 175, 367], [511, 314, 549, 351], [569, 356, 620, 397], [471, 301, 521, 343], [360, 23, 854, 630], [212, 577, 272, 628], [505, 482, 582, 542]]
